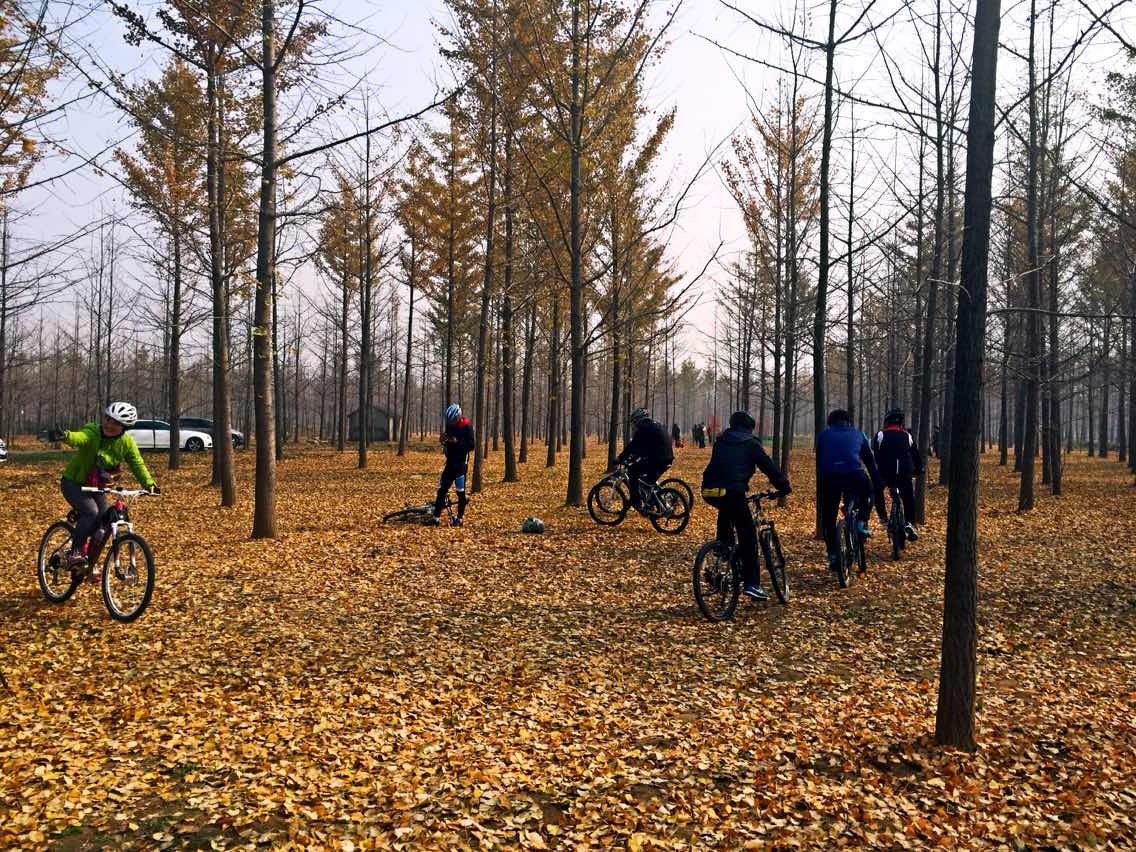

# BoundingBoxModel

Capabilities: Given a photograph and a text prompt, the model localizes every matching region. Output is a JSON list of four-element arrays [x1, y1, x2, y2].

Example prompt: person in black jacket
[[433, 403, 476, 526], [871, 408, 922, 540], [701, 410, 792, 601], [616, 408, 674, 509]]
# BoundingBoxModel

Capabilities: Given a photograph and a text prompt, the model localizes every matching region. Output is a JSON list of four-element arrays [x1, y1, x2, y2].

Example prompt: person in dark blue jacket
[[816, 409, 882, 572]]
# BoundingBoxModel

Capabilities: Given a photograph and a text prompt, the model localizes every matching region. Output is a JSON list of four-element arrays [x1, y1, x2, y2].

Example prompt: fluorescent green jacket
[[60, 423, 155, 488]]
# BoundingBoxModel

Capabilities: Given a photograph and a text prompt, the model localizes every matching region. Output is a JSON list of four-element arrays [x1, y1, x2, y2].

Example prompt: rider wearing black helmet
[[701, 410, 791, 601], [615, 408, 674, 509], [871, 408, 922, 540]]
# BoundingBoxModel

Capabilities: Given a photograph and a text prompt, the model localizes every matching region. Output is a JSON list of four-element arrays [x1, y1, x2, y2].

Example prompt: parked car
[[178, 416, 245, 448], [128, 420, 214, 452], [0, 438, 7, 462]]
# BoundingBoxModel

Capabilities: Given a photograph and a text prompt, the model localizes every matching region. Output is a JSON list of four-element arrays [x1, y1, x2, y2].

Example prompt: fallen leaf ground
[[1, 442, 1134, 850]]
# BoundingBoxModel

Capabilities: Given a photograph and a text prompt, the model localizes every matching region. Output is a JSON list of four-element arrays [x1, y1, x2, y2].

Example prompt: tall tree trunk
[[1047, 201, 1062, 493], [207, 60, 236, 505], [565, 0, 585, 505], [358, 126, 374, 470], [502, 131, 518, 482], [846, 107, 855, 412], [520, 300, 535, 464], [813, 0, 838, 520], [916, 0, 946, 524], [252, 0, 278, 539], [398, 229, 416, 457], [472, 62, 499, 493], [1019, 0, 1041, 513], [936, 0, 1002, 752], [1100, 320, 1111, 458], [169, 230, 183, 470], [546, 292, 559, 468]]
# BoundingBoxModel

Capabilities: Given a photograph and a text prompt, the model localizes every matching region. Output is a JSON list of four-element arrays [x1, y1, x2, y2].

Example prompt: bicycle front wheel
[[761, 528, 789, 604], [692, 540, 740, 621], [37, 521, 80, 603], [101, 533, 155, 622], [658, 477, 694, 508], [649, 487, 690, 535], [587, 479, 629, 526]]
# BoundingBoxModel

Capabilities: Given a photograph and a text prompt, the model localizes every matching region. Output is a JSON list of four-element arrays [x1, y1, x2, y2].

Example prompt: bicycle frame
[[605, 463, 666, 513], [80, 488, 143, 565]]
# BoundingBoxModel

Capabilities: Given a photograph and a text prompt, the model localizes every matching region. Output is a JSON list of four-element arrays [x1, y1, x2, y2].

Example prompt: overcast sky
[[12, 0, 1136, 362]]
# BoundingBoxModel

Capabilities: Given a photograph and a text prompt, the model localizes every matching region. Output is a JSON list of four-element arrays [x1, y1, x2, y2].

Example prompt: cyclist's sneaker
[[426, 516, 442, 527], [743, 584, 769, 601], [905, 523, 919, 541], [451, 517, 463, 528], [856, 520, 872, 538]]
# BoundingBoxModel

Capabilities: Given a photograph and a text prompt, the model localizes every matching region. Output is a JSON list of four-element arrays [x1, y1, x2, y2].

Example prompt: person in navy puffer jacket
[[816, 409, 882, 572]]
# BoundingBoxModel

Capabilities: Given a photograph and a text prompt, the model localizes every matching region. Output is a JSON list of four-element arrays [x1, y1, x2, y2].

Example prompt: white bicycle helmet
[[104, 401, 139, 428], [445, 403, 462, 423]]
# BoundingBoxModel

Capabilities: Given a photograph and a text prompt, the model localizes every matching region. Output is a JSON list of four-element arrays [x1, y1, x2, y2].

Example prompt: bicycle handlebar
[[749, 489, 784, 503], [80, 487, 155, 497]]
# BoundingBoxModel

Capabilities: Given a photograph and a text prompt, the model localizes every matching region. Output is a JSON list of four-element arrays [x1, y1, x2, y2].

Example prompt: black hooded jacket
[[701, 427, 790, 495], [617, 418, 673, 468]]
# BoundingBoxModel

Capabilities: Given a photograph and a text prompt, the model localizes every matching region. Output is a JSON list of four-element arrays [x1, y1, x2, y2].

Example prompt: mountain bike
[[383, 496, 456, 525], [692, 490, 788, 621], [586, 461, 691, 534], [885, 485, 906, 561], [37, 487, 158, 622], [834, 497, 868, 588]]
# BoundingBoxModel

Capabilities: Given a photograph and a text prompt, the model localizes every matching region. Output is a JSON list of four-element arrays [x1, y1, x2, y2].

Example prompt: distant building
[[347, 406, 394, 442]]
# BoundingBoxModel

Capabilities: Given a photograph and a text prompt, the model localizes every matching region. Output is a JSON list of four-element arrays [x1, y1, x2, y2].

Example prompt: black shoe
[[905, 523, 918, 541], [426, 516, 441, 527], [451, 517, 463, 527]]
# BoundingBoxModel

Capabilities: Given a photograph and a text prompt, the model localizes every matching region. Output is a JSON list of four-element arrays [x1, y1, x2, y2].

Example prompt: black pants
[[819, 470, 872, 558], [61, 477, 105, 553], [875, 477, 914, 524], [628, 462, 667, 509], [705, 491, 760, 586], [435, 462, 469, 518]]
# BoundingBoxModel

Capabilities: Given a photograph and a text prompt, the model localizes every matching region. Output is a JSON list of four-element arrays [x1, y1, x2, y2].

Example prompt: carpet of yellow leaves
[[1, 442, 1134, 849]]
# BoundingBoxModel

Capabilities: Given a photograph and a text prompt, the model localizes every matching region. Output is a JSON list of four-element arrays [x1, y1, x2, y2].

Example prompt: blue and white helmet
[[444, 403, 462, 423]]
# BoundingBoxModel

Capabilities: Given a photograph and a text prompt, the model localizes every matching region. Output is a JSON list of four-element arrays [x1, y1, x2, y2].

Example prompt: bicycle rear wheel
[[760, 528, 789, 604], [37, 521, 81, 603], [649, 487, 690, 535], [836, 521, 852, 588], [890, 500, 904, 560], [587, 479, 629, 526], [692, 540, 740, 621], [101, 533, 155, 622]]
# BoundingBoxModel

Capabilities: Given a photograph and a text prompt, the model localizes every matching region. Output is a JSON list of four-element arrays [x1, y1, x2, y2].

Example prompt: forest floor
[[1, 441, 1134, 850]]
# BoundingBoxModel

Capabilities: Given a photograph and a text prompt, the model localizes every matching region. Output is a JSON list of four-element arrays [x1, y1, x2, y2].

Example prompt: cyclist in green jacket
[[47, 402, 159, 568]]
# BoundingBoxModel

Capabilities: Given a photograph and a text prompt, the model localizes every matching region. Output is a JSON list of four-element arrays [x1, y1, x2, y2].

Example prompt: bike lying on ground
[[586, 460, 691, 534], [692, 490, 788, 620], [835, 497, 868, 588], [383, 496, 455, 525], [37, 487, 158, 622]]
